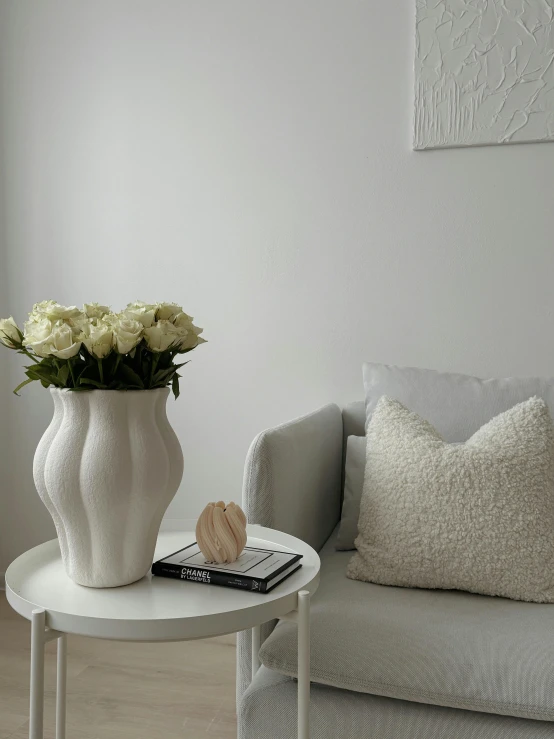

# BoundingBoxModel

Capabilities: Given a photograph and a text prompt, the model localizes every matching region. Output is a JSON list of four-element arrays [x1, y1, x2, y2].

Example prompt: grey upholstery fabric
[[342, 400, 366, 439], [237, 403, 344, 705], [240, 667, 554, 739], [260, 529, 554, 722], [336, 435, 366, 550], [363, 362, 554, 437], [340, 402, 365, 502], [237, 623, 276, 711], [240, 389, 554, 736], [242, 402, 343, 549]]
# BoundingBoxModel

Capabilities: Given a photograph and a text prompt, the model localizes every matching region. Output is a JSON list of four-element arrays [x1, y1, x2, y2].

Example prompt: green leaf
[[13, 377, 35, 396], [78, 378, 106, 389], [151, 367, 177, 386], [57, 364, 70, 386], [25, 366, 61, 387], [118, 364, 145, 389], [156, 350, 174, 370], [147, 353, 160, 388], [73, 360, 87, 378], [0, 331, 17, 349], [78, 361, 100, 381], [172, 374, 180, 400]]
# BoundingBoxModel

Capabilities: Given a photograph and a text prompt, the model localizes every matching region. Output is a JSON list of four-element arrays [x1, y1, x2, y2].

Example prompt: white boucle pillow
[[347, 395, 554, 603]]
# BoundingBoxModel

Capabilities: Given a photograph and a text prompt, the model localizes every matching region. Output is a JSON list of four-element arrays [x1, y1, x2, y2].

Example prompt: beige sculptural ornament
[[196, 501, 247, 564]]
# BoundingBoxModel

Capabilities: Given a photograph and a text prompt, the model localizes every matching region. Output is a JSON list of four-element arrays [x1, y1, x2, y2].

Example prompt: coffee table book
[[152, 542, 302, 593]]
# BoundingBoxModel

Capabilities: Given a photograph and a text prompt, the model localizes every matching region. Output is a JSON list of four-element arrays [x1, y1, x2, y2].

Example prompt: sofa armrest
[[237, 403, 343, 708], [243, 403, 343, 551]]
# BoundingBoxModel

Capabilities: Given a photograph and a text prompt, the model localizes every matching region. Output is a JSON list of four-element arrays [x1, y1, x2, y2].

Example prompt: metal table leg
[[251, 624, 261, 678], [30, 609, 46, 739], [29, 608, 67, 739], [250, 590, 311, 738], [56, 635, 67, 739], [297, 590, 310, 739]]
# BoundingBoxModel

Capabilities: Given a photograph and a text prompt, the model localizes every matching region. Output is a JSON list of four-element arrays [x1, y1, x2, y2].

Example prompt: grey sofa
[[236, 400, 554, 739]]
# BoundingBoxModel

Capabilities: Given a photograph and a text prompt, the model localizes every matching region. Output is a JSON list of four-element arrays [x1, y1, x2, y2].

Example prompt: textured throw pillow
[[347, 395, 554, 603], [336, 435, 366, 550]]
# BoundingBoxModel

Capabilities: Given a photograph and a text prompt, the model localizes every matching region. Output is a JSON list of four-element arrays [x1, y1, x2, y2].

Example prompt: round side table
[[6, 523, 320, 739]]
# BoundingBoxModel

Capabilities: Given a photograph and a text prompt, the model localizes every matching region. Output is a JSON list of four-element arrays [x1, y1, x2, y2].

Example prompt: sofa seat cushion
[[241, 667, 554, 739], [259, 529, 554, 722]]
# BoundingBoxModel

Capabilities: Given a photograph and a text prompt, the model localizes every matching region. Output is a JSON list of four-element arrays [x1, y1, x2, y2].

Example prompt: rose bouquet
[[0, 300, 205, 398]]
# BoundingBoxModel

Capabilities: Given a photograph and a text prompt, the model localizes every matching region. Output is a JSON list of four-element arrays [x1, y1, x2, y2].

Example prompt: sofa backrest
[[343, 400, 365, 439], [341, 401, 365, 499], [341, 365, 554, 498]]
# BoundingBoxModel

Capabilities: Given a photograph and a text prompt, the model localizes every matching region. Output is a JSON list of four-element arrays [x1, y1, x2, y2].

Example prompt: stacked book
[[152, 542, 302, 593]]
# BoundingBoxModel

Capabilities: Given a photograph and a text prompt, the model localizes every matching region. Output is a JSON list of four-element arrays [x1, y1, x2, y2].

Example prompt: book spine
[[151, 563, 268, 593]]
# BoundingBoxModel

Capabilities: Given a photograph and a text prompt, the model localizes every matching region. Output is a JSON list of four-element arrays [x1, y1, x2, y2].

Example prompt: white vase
[[33, 388, 184, 588]]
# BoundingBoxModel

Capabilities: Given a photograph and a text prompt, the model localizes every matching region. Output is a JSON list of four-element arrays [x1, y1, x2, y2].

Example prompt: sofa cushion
[[363, 363, 554, 437], [259, 528, 554, 722], [242, 667, 554, 739], [336, 435, 366, 550], [342, 400, 366, 438], [348, 396, 554, 603]]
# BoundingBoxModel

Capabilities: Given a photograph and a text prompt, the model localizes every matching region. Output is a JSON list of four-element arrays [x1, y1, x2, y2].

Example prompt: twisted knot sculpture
[[196, 501, 247, 564]]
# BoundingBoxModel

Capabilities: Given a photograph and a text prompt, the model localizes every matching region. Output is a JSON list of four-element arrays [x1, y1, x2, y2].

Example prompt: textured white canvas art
[[414, 0, 554, 149]]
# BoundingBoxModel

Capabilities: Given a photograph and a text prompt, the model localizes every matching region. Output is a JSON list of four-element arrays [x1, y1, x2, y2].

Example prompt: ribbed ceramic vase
[[33, 388, 184, 588]]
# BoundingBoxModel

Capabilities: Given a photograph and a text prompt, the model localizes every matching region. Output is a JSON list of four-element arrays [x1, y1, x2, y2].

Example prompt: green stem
[[148, 353, 159, 389], [133, 341, 141, 366], [97, 358, 104, 385], [13, 377, 35, 396], [68, 360, 77, 388], [21, 349, 40, 364]]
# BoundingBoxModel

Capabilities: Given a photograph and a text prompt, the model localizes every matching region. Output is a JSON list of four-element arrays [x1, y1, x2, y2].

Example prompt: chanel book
[[152, 543, 302, 593]]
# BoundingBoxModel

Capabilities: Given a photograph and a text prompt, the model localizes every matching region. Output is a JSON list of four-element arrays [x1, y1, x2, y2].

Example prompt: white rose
[[32, 301, 84, 322], [81, 323, 112, 359], [49, 324, 82, 360], [24, 317, 55, 357], [0, 316, 21, 348], [156, 302, 183, 322], [29, 300, 57, 320], [112, 317, 143, 354], [179, 324, 206, 351], [127, 301, 157, 311], [83, 303, 110, 320], [123, 302, 156, 328], [100, 312, 118, 326], [69, 313, 92, 335], [173, 311, 195, 329], [143, 320, 187, 353]]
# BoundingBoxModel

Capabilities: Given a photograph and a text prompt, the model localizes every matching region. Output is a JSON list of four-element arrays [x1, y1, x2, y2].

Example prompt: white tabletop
[[5, 524, 320, 642]]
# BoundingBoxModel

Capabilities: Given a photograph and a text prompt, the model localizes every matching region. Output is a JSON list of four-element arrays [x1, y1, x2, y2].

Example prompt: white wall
[[1, 0, 553, 572], [0, 72, 10, 571]]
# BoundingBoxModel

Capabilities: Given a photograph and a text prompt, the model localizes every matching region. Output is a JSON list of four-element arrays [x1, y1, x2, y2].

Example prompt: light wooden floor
[[0, 592, 237, 739]]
